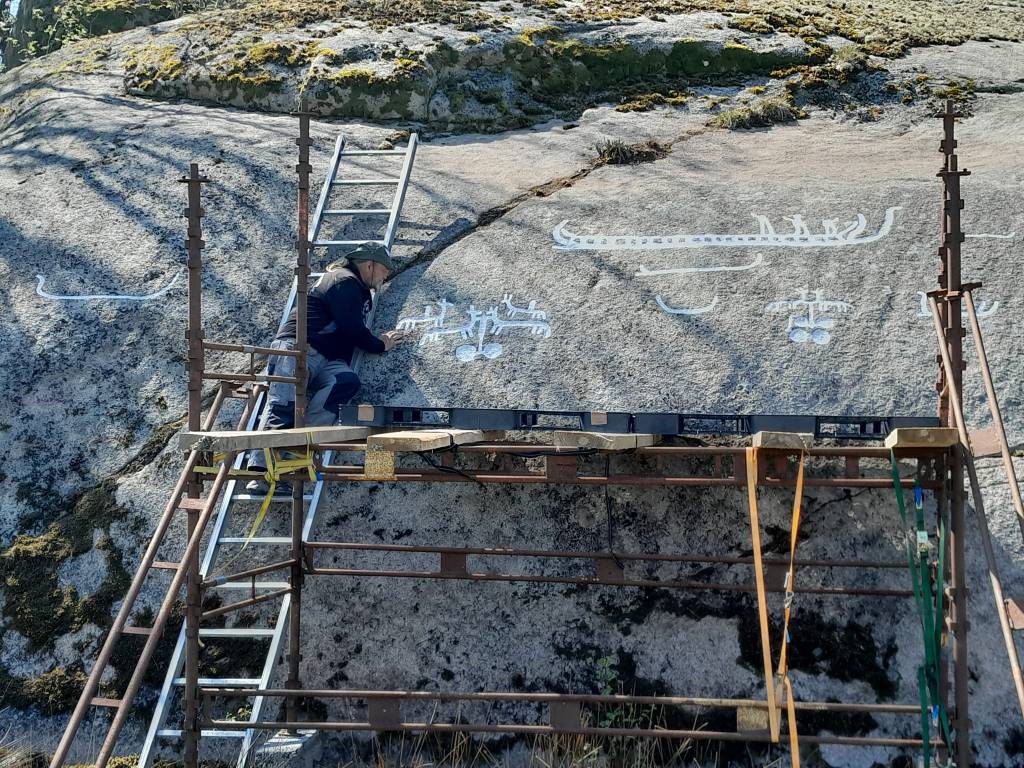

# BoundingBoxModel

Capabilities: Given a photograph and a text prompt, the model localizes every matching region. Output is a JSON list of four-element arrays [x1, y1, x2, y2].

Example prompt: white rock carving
[[35, 270, 182, 301], [552, 207, 900, 251], [655, 296, 719, 315], [916, 291, 999, 320], [766, 287, 853, 345], [398, 297, 552, 362]]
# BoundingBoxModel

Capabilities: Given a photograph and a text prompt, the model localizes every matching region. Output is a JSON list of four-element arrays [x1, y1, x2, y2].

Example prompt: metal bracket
[[367, 698, 402, 730], [549, 700, 582, 731]]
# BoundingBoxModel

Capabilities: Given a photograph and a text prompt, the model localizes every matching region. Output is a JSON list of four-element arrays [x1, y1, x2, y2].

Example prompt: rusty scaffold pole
[[182, 162, 211, 768], [286, 101, 314, 726], [936, 99, 972, 768]]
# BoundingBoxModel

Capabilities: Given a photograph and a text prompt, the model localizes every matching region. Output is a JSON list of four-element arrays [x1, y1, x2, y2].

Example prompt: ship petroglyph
[[636, 253, 765, 277], [35, 270, 182, 301], [552, 207, 901, 251], [655, 295, 719, 316], [766, 287, 853, 345], [397, 297, 552, 362]]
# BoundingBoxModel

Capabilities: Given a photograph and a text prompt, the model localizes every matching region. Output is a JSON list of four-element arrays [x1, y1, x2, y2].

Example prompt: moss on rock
[[1, 478, 130, 649]]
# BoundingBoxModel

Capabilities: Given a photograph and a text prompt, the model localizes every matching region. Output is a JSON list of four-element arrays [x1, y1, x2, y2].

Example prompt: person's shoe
[[244, 477, 292, 497]]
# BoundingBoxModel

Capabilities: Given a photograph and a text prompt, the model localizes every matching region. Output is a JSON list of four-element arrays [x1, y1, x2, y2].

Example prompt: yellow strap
[[243, 447, 318, 549], [775, 451, 806, 767], [781, 675, 801, 768], [776, 451, 806, 677], [746, 447, 780, 742]]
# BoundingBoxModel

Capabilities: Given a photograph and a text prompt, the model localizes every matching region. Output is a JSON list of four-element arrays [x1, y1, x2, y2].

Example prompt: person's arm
[[325, 279, 386, 354]]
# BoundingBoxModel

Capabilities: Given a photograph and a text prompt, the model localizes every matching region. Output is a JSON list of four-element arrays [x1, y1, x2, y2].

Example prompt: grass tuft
[[595, 139, 670, 164], [706, 96, 803, 129]]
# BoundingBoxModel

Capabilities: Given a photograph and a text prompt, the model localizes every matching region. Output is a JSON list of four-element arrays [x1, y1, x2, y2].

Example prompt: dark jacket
[[276, 266, 385, 362]]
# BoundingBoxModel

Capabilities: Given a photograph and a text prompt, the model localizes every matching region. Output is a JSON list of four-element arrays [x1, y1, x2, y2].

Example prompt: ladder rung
[[231, 494, 314, 502], [122, 625, 154, 636], [341, 149, 407, 156], [313, 239, 387, 248], [173, 677, 263, 687], [219, 537, 292, 545], [198, 628, 277, 638], [212, 581, 291, 590], [158, 729, 247, 739], [178, 497, 209, 510], [92, 697, 122, 708], [331, 178, 400, 185], [152, 561, 181, 571], [324, 209, 391, 216]]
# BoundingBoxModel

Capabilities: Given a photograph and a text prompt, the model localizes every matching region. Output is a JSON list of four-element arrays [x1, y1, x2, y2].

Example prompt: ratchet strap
[[746, 447, 781, 742]]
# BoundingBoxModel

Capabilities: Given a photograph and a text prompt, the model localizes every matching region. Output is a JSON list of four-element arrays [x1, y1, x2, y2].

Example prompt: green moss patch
[[1, 479, 132, 649], [707, 94, 804, 128], [123, 43, 185, 93]]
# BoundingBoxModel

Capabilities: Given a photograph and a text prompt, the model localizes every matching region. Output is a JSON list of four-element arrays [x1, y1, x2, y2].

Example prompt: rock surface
[[0, 8, 1023, 767]]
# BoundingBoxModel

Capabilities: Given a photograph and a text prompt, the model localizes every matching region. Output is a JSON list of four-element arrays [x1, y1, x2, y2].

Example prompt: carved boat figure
[[552, 207, 900, 251]]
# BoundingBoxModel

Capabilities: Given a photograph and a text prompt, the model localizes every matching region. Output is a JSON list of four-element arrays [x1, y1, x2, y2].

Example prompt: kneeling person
[[247, 242, 400, 489]]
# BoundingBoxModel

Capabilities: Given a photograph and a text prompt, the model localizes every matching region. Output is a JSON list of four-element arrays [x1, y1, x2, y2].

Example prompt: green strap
[[890, 451, 954, 765]]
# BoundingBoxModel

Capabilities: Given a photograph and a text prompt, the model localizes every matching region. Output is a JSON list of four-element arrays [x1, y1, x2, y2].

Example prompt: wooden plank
[[751, 431, 813, 450], [367, 429, 502, 452], [179, 425, 372, 452], [550, 432, 659, 450], [883, 427, 959, 450]]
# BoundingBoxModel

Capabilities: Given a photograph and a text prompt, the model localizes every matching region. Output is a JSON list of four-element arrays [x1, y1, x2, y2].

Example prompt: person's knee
[[324, 371, 361, 410]]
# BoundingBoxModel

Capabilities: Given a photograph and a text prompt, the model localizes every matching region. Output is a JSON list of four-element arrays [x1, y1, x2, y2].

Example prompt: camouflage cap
[[347, 242, 395, 271]]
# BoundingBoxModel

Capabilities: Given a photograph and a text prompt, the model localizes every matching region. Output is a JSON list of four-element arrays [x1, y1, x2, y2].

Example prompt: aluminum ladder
[[138, 133, 417, 767]]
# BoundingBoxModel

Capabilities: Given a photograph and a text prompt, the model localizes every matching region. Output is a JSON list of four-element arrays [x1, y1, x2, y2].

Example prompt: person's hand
[[381, 330, 403, 351]]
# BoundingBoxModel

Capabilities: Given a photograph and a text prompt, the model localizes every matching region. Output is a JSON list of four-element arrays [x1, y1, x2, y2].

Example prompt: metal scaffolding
[[49, 101, 1024, 768]]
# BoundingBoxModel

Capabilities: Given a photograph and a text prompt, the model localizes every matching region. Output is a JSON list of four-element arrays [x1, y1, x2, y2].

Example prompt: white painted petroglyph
[[399, 297, 552, 362], [35, 270, 182, 301], [551, 207, 899, 251], [655, 295, 719, 315], [916, 291, 999, 319], [965, 233, 1015, 239], [636, 253, 765, 277], [501, 294, 547, 321], [396, 298, 452, 331], [766, 287, 853, 345]]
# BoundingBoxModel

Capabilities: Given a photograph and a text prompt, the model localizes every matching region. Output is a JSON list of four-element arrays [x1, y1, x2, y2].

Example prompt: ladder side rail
[[95, 460, 236, 767], [309, 135, 347, 248], [928, 295, 1024, 719], [963, 290, 1024, 542], [140, 387, 268, 767], [236, 595, 293, 768], [382, 134, 418, 252], [50, 384, 231, 768]]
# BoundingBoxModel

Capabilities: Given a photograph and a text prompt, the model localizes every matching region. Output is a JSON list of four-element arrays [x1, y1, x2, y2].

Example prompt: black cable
[[412, 449, 487, 488]]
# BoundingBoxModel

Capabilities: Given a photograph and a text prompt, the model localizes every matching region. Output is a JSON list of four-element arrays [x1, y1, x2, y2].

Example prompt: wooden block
[[550, 432, 659, 451], [970, 426, 1002, 458], [751, 431, 813, 450], [367, 429, 502, 452], [180, 425, 371, 452], [883, 427, 959, 450], [736, 705, 769, 733], [364, 445, 396, 480], [1006, 597, 1024, 630]]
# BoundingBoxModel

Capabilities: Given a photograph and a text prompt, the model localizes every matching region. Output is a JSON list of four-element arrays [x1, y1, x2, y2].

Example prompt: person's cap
[[347, 242, 395, 271]]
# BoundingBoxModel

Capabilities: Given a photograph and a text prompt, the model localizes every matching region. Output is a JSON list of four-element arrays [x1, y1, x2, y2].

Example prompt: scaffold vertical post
[[938, 99, 971, 768], [287, 102, 314, 727], [182, 161, 210, 768]]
